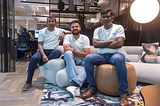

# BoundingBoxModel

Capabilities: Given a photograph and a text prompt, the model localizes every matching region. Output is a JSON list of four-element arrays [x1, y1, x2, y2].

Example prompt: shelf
[[50, 10, 97, 14]]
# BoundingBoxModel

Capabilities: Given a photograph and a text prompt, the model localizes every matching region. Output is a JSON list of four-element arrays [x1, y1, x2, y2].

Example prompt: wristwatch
[[63, 31, 66, 35], [72, 49, 76, 54]]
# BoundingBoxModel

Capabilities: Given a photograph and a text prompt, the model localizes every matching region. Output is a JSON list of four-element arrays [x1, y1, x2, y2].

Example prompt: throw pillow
[[118, 48, 131, 62], [140, 42, 159, 63]]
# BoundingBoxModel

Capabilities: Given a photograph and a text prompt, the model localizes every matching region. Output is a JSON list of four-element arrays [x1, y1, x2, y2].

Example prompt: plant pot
[[58, 2, 65, 11]]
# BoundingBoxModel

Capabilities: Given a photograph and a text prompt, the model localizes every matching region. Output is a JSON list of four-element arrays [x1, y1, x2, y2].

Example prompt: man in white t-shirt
[[22, 16, 71, 91], [82, 10, 129, 106], [63, 20, 90, 97]]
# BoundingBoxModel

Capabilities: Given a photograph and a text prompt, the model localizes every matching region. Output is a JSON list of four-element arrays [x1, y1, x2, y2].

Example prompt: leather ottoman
[[95, 63, 137, 96]]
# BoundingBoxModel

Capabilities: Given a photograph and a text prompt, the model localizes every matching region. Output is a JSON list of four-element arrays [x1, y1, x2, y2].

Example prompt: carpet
[[41, 82, 148, 106]]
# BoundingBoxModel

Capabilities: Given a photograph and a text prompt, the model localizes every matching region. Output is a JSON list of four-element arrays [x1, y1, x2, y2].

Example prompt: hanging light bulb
[[130, 0, 159, 23]]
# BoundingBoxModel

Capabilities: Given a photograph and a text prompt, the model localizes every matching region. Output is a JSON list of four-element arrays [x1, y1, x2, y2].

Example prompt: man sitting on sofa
[[83, 9, 129, 106], [63, 20, 90, 97], [22, 16, 71, 91]]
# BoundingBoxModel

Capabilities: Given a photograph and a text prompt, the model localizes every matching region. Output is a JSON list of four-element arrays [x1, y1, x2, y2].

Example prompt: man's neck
[[73, 34, 80, 40], [47, 27, 55, 31], [104, 24, 113, 30]]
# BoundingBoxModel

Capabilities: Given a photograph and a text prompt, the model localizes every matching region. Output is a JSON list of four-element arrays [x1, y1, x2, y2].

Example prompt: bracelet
[[72, 49, 76, 54]]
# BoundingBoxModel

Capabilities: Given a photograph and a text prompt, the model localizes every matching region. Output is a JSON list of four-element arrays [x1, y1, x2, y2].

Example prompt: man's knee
[[53, 49, 61, 57], [113, 53, 125, 63], [64, 51, 73, 58], [84, 54, 92, 63]]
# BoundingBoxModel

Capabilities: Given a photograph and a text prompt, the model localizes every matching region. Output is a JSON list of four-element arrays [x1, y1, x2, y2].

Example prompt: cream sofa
[[40, 46, 160, 87]]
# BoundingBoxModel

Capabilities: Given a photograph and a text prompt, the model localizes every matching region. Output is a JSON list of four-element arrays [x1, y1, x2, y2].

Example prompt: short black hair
[[101, 9, 113, 16], [47, 15, 56, 22], [23, 28, 27, 31], [70, 20, 80, 26]]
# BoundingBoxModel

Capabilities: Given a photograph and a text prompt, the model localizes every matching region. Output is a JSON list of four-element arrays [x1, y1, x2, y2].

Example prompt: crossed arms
[[63, 44, 90, 60], [93, 37, 124, 49]]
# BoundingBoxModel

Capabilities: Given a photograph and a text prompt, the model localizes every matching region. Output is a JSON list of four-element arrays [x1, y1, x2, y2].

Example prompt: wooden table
[[140, 85, 160, 106]]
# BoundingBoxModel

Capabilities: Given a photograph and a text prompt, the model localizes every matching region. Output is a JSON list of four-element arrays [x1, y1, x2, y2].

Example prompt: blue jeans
[[27, 49, 61, 83], [84, 53, 129, 94], [64, 51, 86, 87]]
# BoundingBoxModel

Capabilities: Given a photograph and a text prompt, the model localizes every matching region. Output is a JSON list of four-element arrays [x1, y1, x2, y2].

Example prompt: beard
[[103, 20, 112, 25], [48, 24, 55, 30], [72, 29, 80, 35]]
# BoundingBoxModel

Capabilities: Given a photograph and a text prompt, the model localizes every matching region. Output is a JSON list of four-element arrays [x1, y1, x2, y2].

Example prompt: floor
[[0, 60, 45, 106]]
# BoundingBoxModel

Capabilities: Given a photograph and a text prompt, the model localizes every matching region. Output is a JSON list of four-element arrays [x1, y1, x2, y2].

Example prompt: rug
[[41, 82, 148, 106]]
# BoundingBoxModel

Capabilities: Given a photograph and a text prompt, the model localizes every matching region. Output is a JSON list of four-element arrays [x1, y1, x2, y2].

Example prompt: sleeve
[[59, 28, 70, 35], [93, 28, 100, 40], [116, 25, 125, 39], [38, 30, 43, 42], [84, 36, 90, 48], [63, 34, 70, 45]]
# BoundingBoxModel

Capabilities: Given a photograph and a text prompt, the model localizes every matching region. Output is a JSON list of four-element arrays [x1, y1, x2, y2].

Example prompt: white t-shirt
[[63, 34, 90, 64], [93, 24, 125, 54], [38, 27, 67, 49], [63, 34, 90, 51]]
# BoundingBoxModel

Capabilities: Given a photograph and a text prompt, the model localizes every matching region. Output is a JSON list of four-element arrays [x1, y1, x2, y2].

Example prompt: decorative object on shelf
[[130, 0, 159, 45], [58, 0, 65, 11], [81, 0, 101, 12], [68, 0, 74, 11]]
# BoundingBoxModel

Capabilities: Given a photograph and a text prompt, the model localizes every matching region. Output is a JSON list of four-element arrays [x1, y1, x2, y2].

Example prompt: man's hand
[[63, 44, 74, 53], [58, 33, 65, 41], [42, 54, 49, 62]]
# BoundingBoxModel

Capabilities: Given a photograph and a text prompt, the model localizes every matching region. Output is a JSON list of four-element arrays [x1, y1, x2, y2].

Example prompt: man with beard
[[63, 20, 90, 97], [82, 10, 129, 106], [22, 16, 71, 91]]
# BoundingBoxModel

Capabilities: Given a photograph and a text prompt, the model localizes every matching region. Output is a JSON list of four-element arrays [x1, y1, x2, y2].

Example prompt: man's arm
[[29, 32, 34, 41], [38, 41, 49, 62], [74, 48, 90, 60], [58, 32, 72, 41], [93, 37, 124, 49], [63, 44, 90, 60], [93, 38, 114, 48]]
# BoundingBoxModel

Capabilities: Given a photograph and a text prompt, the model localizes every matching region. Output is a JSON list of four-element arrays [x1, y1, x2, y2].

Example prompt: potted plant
[[58, 0, 65, 11], [76, 13, 86, 28]]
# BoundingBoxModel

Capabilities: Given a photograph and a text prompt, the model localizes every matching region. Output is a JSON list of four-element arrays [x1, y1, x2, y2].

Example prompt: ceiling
[[14, 0, 138, 30]]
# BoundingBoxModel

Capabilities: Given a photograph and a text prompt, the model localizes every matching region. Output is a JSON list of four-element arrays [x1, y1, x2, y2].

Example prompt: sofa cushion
[[128, 55, 141, 62], [122, 46, 142, 55], [118, 48, 131, 62], [139, 42, 159, 63], [127, 62, 160, 85], [156, 56, 160, 64], [40, 59, 65, 85], [56, 66, 84, 87]]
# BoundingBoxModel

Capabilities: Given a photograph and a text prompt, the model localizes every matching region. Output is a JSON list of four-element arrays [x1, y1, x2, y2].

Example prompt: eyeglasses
[[102, 16, 111, 19]]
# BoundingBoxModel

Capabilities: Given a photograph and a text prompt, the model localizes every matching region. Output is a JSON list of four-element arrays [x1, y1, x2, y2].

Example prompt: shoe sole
[[22, 87, 31, 91], [22, 88, 29, 91], [82, 93, 97, 99]]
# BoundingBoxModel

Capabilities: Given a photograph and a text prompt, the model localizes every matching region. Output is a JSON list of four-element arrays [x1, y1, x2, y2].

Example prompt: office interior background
[[0, 0, 160, 72]]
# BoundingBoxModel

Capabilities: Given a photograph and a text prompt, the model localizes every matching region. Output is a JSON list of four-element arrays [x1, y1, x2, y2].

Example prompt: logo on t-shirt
[[55, 35, 58, 37], [80, 42, 83, 44]]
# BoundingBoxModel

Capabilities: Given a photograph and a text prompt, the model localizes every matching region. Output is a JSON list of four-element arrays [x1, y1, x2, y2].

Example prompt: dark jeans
[[84, 53, 129, 94], [27, 49, 61, 83]]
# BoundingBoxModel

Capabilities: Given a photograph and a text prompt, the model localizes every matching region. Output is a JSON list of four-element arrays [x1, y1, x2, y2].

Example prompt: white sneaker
[[66, 86, 80, 98], [75, 87, 80, 97]]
